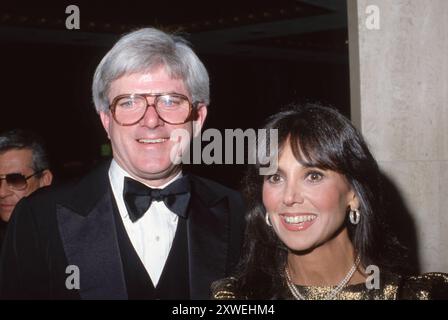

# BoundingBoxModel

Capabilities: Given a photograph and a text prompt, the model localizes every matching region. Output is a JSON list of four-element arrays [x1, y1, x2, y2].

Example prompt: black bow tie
[[123, 175, 191, 222]]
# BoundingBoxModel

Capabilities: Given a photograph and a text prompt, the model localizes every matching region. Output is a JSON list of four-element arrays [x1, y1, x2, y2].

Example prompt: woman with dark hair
[[212, 103, 448, 300]]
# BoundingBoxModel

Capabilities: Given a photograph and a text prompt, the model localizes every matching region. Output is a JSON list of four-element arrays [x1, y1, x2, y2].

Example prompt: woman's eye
[[306, 171, 324, 182], [267, 174, 283, 184]]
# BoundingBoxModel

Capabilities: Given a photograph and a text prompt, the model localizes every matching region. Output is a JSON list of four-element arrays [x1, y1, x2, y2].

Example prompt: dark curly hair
[[228, 103, 409, 299]]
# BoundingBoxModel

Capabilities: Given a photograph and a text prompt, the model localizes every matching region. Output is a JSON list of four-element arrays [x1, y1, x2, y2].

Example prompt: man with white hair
[[0, 28, 245, 299]]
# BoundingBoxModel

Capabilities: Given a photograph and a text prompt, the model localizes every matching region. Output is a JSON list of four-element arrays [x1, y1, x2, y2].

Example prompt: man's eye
[[118, 100, 135, 108], [159, 97, 181, 107]]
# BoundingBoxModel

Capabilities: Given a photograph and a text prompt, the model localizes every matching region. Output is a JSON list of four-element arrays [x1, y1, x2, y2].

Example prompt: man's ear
[[99, 111, 111, 139], [39, 169, 53, 187], [192, 104, 207, 137]]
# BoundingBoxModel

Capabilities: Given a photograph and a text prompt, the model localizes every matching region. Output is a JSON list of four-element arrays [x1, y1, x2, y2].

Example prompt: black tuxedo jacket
[[0, 162, 245, 299]]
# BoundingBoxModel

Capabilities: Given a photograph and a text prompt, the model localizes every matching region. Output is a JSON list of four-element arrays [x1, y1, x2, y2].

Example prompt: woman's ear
[[348, 190, 360, 211]]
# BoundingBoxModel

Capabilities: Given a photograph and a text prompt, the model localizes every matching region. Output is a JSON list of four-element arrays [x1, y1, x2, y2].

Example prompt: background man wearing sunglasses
[[0, 28, 245, 299], [0, 129, 53, 249]]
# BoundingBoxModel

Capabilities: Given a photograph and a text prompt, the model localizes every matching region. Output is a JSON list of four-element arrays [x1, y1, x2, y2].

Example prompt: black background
[[0, 0, 350, 188]]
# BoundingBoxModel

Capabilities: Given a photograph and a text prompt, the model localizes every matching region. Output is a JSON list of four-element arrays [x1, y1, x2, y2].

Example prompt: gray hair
[[92, 27, 210, 113], [0, 129, 50, 175]]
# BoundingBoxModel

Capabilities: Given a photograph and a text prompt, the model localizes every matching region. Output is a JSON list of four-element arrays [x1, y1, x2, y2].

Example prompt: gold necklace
[[285, 255, 361, 300]]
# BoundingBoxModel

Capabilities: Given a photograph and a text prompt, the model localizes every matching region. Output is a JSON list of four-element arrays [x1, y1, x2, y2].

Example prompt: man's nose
[[140, 100, 163, 128]]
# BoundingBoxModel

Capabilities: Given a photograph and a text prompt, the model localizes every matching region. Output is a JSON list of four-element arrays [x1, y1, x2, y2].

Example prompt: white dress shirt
[[108, 160, 181, 286]]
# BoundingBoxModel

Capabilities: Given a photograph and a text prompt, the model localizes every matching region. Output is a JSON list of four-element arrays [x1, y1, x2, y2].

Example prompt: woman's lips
[[279, 213, 317, 231]]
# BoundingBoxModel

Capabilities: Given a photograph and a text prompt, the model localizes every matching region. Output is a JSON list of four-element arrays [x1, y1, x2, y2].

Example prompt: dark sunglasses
[[0, 170, 44, 190]]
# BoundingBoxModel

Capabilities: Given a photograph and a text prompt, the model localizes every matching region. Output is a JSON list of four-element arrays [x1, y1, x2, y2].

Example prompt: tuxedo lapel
[[56, 161, 127, 300], [55, 167, 240, 300], [187, 176, 231, 299]]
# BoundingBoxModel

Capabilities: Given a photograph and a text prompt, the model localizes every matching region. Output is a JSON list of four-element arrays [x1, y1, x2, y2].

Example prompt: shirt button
[[155, 236, 160, 241]]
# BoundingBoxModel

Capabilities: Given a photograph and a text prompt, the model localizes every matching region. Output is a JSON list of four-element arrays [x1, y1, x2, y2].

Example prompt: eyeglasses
[[109, 93, 194, 126], [0, 170, 43, 191]]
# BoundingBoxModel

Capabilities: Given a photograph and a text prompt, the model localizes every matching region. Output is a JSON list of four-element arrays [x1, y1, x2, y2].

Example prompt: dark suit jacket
[[0, 161, 246, 299]]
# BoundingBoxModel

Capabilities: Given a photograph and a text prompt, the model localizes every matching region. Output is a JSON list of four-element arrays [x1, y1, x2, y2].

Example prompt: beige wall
[[348, 0, 448, 273]]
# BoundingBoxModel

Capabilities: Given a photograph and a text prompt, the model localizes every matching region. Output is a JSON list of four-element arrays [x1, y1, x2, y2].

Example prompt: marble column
[[348, 0, 448, 273]]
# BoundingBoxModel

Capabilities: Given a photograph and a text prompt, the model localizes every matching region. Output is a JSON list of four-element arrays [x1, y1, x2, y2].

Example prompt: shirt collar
[[108, 159, 182, 218]]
